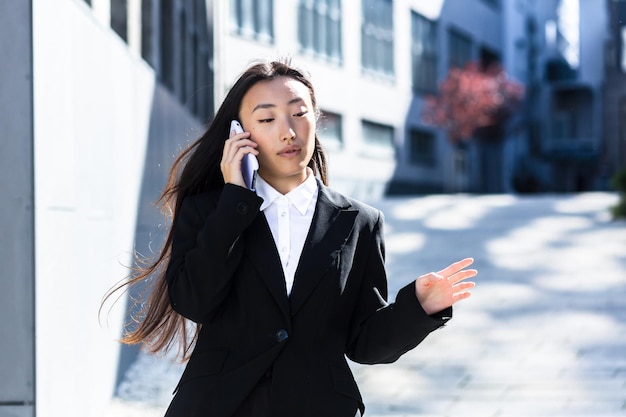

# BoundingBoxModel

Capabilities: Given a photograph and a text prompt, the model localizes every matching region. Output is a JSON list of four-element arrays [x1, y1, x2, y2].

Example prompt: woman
[[111, 59, 476, 417]]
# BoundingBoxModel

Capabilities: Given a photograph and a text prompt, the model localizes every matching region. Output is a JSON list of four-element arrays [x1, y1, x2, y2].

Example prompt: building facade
[[211, 0, 612, 195], [0, 1, 617, 416], [213, 0, 509, 196], [510, 0, 609, 192], [604, 0, 626, 179], [2, 0, 210, 416]]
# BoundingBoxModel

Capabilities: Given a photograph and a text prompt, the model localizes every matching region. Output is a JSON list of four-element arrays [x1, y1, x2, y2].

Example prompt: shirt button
[[237, 202, 249, 215], [280, 211, 287, 217], [275, 329, 288, 343]]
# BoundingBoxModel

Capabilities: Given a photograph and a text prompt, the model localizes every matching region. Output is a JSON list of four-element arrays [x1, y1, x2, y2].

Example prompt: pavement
[[103, 192, 626, 417]]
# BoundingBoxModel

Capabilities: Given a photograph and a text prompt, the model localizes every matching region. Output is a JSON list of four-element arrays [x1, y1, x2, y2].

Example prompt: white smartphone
[[230, 120, 258, 191]]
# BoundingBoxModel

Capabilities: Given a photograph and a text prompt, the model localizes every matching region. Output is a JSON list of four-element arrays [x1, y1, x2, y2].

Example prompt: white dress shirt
[[255, 169, 318, 296]]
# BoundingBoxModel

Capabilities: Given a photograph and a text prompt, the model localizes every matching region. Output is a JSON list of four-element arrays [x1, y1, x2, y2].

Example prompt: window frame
[[408, 128, 437, 167], [361, 0, 394, 77], [231, 0, 275, 43], [318, 110, 344, 150], [448, 26, 472, 70], [411, 11, 438, 94], [361, 119, 395, 158], [298, 0, 343, 64]]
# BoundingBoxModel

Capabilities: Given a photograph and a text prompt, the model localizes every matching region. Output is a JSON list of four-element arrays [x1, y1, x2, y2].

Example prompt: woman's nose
[[281, 124, 296, 142]]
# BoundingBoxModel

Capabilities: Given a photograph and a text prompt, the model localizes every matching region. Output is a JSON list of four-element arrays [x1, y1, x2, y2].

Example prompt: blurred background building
[[1, 0, 624, 416]]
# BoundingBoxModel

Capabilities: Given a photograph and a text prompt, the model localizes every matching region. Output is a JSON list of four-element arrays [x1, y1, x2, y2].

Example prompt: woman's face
[[239, 76, 316, 193]]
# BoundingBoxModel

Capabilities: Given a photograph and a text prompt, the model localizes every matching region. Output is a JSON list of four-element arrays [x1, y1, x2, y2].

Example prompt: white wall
[[32, 1, 198, 416]]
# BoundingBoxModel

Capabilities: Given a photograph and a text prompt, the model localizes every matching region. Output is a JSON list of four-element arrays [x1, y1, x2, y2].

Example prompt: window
[[318, 111, 343, 149], [361, 0, 394, 76], [448, 28, 472, 69], [298, 0, 342, 63], [408, 129, 436, 167], [141, 0, 154, 66], [621, 26, 626, 72], [411, 12, 437, 93], [159, 0, 213, 121], [231, 0, 274, 43], [362, 120, 394, 156], [160, 0, 174, 90], [110, 0, 128, 42], [480, 47, 500, 70]]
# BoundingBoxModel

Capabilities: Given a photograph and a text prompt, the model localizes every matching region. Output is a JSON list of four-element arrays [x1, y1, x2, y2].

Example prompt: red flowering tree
[[422, 62, 525, 144]]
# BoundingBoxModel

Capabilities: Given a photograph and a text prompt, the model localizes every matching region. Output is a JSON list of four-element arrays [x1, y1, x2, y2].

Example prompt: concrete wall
[[0, 1, 36, 416], [30, 0, 200, 415]]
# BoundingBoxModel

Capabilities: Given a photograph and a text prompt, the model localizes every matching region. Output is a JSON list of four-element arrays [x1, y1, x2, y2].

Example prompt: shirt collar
[[256, 168, 318, 215]]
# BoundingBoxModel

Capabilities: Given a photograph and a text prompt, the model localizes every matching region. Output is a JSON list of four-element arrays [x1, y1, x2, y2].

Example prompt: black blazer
[[164, 181, 451, 417]]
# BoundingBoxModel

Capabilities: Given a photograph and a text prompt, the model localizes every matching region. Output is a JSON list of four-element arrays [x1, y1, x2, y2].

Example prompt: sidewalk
[[104, 192, 626, 417]]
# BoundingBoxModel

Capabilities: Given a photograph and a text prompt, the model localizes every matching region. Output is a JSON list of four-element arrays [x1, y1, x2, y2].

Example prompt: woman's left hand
[[414, 257, 477, 315]]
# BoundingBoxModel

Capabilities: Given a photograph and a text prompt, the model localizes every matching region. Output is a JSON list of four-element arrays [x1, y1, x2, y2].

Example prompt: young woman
[[112, 59, 476, 417]]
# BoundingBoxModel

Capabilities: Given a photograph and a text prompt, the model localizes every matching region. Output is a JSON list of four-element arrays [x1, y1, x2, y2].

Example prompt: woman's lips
[[278, 146, 301, 157]]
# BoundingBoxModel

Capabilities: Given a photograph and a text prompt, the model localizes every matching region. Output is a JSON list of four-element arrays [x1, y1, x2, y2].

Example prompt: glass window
[[362, 120, 394, 152], [160, 0, 174, 90], [298, 0, 342, 63], [411, 12, 437, 94], [158, 0, 213, 121], [480, 46, 500, 70], [448, 28, 472, 69], [110, 0, 128, 42], [620, 26, 626, 72], [318, 111, 343, 148], [408, 129, 437, 167], [361, 0, 394, 76], [231, 0, 274, 43], [141, 0, 154, 66]]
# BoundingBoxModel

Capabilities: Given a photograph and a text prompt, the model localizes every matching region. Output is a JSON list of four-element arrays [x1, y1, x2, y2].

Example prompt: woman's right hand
[[220, 127, 258, 187]]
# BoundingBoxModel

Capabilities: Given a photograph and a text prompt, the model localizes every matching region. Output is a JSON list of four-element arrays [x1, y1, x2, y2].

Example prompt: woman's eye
[[294, 111, 308, 117], [258, 118, 274, 123]]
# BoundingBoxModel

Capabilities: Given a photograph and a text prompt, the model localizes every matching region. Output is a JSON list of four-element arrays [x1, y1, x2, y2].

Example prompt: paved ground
[[103, 192, 626, 417]]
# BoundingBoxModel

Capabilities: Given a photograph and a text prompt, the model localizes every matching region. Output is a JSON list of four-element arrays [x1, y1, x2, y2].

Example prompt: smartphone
[[230, 120, 258, 191]]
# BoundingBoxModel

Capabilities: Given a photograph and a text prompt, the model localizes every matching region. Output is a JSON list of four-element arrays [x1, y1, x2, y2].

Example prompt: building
[[2, 0, 208, 416], [604, 0, 626, 179], [0, 1, 615, 416], [512, 0, 609, 192], [215, 0, 510, 196]]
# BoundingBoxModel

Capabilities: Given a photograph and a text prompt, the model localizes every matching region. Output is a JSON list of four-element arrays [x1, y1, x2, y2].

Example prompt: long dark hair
[[102, 59, 328, 360]]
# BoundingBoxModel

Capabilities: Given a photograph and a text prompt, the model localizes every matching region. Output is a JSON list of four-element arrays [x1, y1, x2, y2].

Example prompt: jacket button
[[237, 202, 249, 215], [275, 329, 288, 343]]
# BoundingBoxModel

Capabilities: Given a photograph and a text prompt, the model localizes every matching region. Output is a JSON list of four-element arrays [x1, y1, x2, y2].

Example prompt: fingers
[[448, 268, 478, 285], [453, 281, 476, 293], [437, 257, 474, 277], [221, 130, 258, 185], [452, 289, 472, 303], [224, 130, 257, 160]]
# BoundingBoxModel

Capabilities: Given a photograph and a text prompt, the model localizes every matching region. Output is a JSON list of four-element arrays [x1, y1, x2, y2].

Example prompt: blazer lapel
[[245, 213, 291, 321], [288, 182, 358, 315]]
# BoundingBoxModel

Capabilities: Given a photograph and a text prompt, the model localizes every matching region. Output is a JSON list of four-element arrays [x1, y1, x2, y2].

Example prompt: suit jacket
[[163, 181, 451, 417]]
